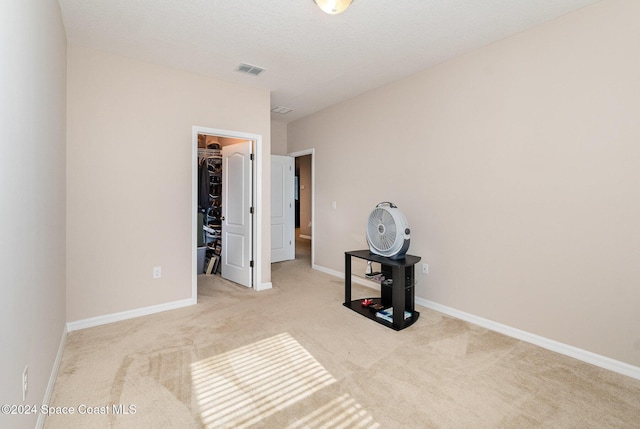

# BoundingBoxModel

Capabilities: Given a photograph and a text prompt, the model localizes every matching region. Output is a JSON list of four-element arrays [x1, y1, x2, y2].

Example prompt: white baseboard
[[314, 263, 640, 381], [256, 281, 273, 291], [66, 298, 195, 332], [313, 264, 342, 278], [415, 297, 640, 381], [313, 264, 380, 289], [299, 234, 312, 240], [37, 326, 68, 429]]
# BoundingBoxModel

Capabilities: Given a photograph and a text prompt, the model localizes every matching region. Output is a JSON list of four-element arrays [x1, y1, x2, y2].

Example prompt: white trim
[[66, 298, 193, 332], [313, 263, 340, 278], [193, 126, 266, 292], [315, 263, 640, 381], [254, 134, 265, 290], [288, 148, 315, 267], [313, 264, 379, 290], [415, 298, 640, 381], [192, 128, 199, 301], [257, 281, 273, 291], [299, 234, 312, 240], [36, 326, 68, 429]]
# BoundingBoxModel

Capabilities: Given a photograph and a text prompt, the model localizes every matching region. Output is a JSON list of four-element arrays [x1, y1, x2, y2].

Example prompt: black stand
[[344, 250, 421, 331]]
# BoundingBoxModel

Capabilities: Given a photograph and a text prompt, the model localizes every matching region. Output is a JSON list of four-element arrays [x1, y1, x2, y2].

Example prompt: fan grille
[[367, 208, 397, 251]]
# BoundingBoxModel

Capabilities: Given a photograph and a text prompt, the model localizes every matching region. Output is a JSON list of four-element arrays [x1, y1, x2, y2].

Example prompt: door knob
[[221, 216, 225, 221]]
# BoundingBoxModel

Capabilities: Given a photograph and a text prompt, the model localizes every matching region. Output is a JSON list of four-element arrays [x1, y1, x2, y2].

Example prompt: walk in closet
[[198, 136, 223, 275], [197, 134, 253, 279]]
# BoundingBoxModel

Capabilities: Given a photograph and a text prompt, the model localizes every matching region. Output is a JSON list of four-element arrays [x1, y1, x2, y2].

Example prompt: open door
[[271, 155, 295, 263], [222, 141, 252, 287]]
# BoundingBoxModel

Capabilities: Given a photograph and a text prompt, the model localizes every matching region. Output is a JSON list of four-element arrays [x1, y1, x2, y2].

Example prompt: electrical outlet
[[22, 366, 28, 401], [153, 266, 162, 279], [422, 263, 429, 274]]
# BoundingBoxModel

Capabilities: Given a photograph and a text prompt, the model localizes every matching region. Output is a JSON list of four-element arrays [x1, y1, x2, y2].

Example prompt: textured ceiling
[[58, 0, 601, 123]]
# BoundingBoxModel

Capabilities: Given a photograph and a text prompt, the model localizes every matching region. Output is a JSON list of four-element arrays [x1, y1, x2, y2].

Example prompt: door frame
[[192, 126, 268, 297], [288, 148, 315, 267]]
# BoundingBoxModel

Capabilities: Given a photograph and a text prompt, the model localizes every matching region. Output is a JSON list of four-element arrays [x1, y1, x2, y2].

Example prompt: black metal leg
[[344, 253, 351, 305]]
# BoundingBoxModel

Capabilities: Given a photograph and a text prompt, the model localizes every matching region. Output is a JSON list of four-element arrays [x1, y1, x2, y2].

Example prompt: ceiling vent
[[271, 106, 293, 114], [236, 63, 265, 76]]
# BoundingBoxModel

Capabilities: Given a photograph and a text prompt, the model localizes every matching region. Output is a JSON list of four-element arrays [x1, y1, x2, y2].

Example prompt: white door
[[222, 141, 252, 287], [271, 155, 295, 263]]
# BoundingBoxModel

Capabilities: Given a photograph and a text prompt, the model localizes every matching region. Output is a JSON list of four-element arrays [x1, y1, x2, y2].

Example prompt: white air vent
[[236, 63, 265, 76], [271, 106, 293, 114]]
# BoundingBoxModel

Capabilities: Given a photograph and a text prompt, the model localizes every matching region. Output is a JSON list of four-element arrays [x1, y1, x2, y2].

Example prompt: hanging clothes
[[198, 158, 211, 210]]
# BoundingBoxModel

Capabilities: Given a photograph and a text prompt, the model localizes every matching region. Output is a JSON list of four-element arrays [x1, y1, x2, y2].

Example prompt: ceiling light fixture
[[313, 0, 354, 15]]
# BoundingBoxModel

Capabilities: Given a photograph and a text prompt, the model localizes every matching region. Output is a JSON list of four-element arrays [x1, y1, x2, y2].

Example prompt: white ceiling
[[58, 0, 601, 123]]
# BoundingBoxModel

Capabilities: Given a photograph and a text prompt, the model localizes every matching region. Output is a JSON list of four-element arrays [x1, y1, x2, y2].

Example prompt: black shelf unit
[[344, 250, 421, 331]]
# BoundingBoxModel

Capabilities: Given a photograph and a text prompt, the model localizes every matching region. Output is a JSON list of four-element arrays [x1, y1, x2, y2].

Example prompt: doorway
[[192, 126, 268, 296], [289, 149, 314, 266]]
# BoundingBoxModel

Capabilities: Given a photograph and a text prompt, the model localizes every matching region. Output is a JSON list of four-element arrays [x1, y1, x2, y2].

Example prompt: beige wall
[[67, 45, 271, 322], [271, 120, 288, 155], [0, 0, 67, 427], [288, 0, 640, 367]]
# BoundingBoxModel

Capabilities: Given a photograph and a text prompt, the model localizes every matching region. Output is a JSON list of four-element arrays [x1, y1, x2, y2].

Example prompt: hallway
[[295, 228, 311, 263]]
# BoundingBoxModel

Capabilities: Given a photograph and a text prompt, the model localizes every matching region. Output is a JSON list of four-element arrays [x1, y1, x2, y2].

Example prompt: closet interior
[[198, 134, 223, 275]]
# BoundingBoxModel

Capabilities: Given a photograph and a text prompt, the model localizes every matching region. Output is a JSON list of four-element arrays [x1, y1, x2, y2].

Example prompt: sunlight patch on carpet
[[191, 333, 337, 428], [286, 393, 380, 429]]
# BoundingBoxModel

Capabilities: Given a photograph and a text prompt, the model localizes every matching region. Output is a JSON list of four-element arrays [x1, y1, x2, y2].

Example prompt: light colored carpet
[[45, 242, 640, 428]]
